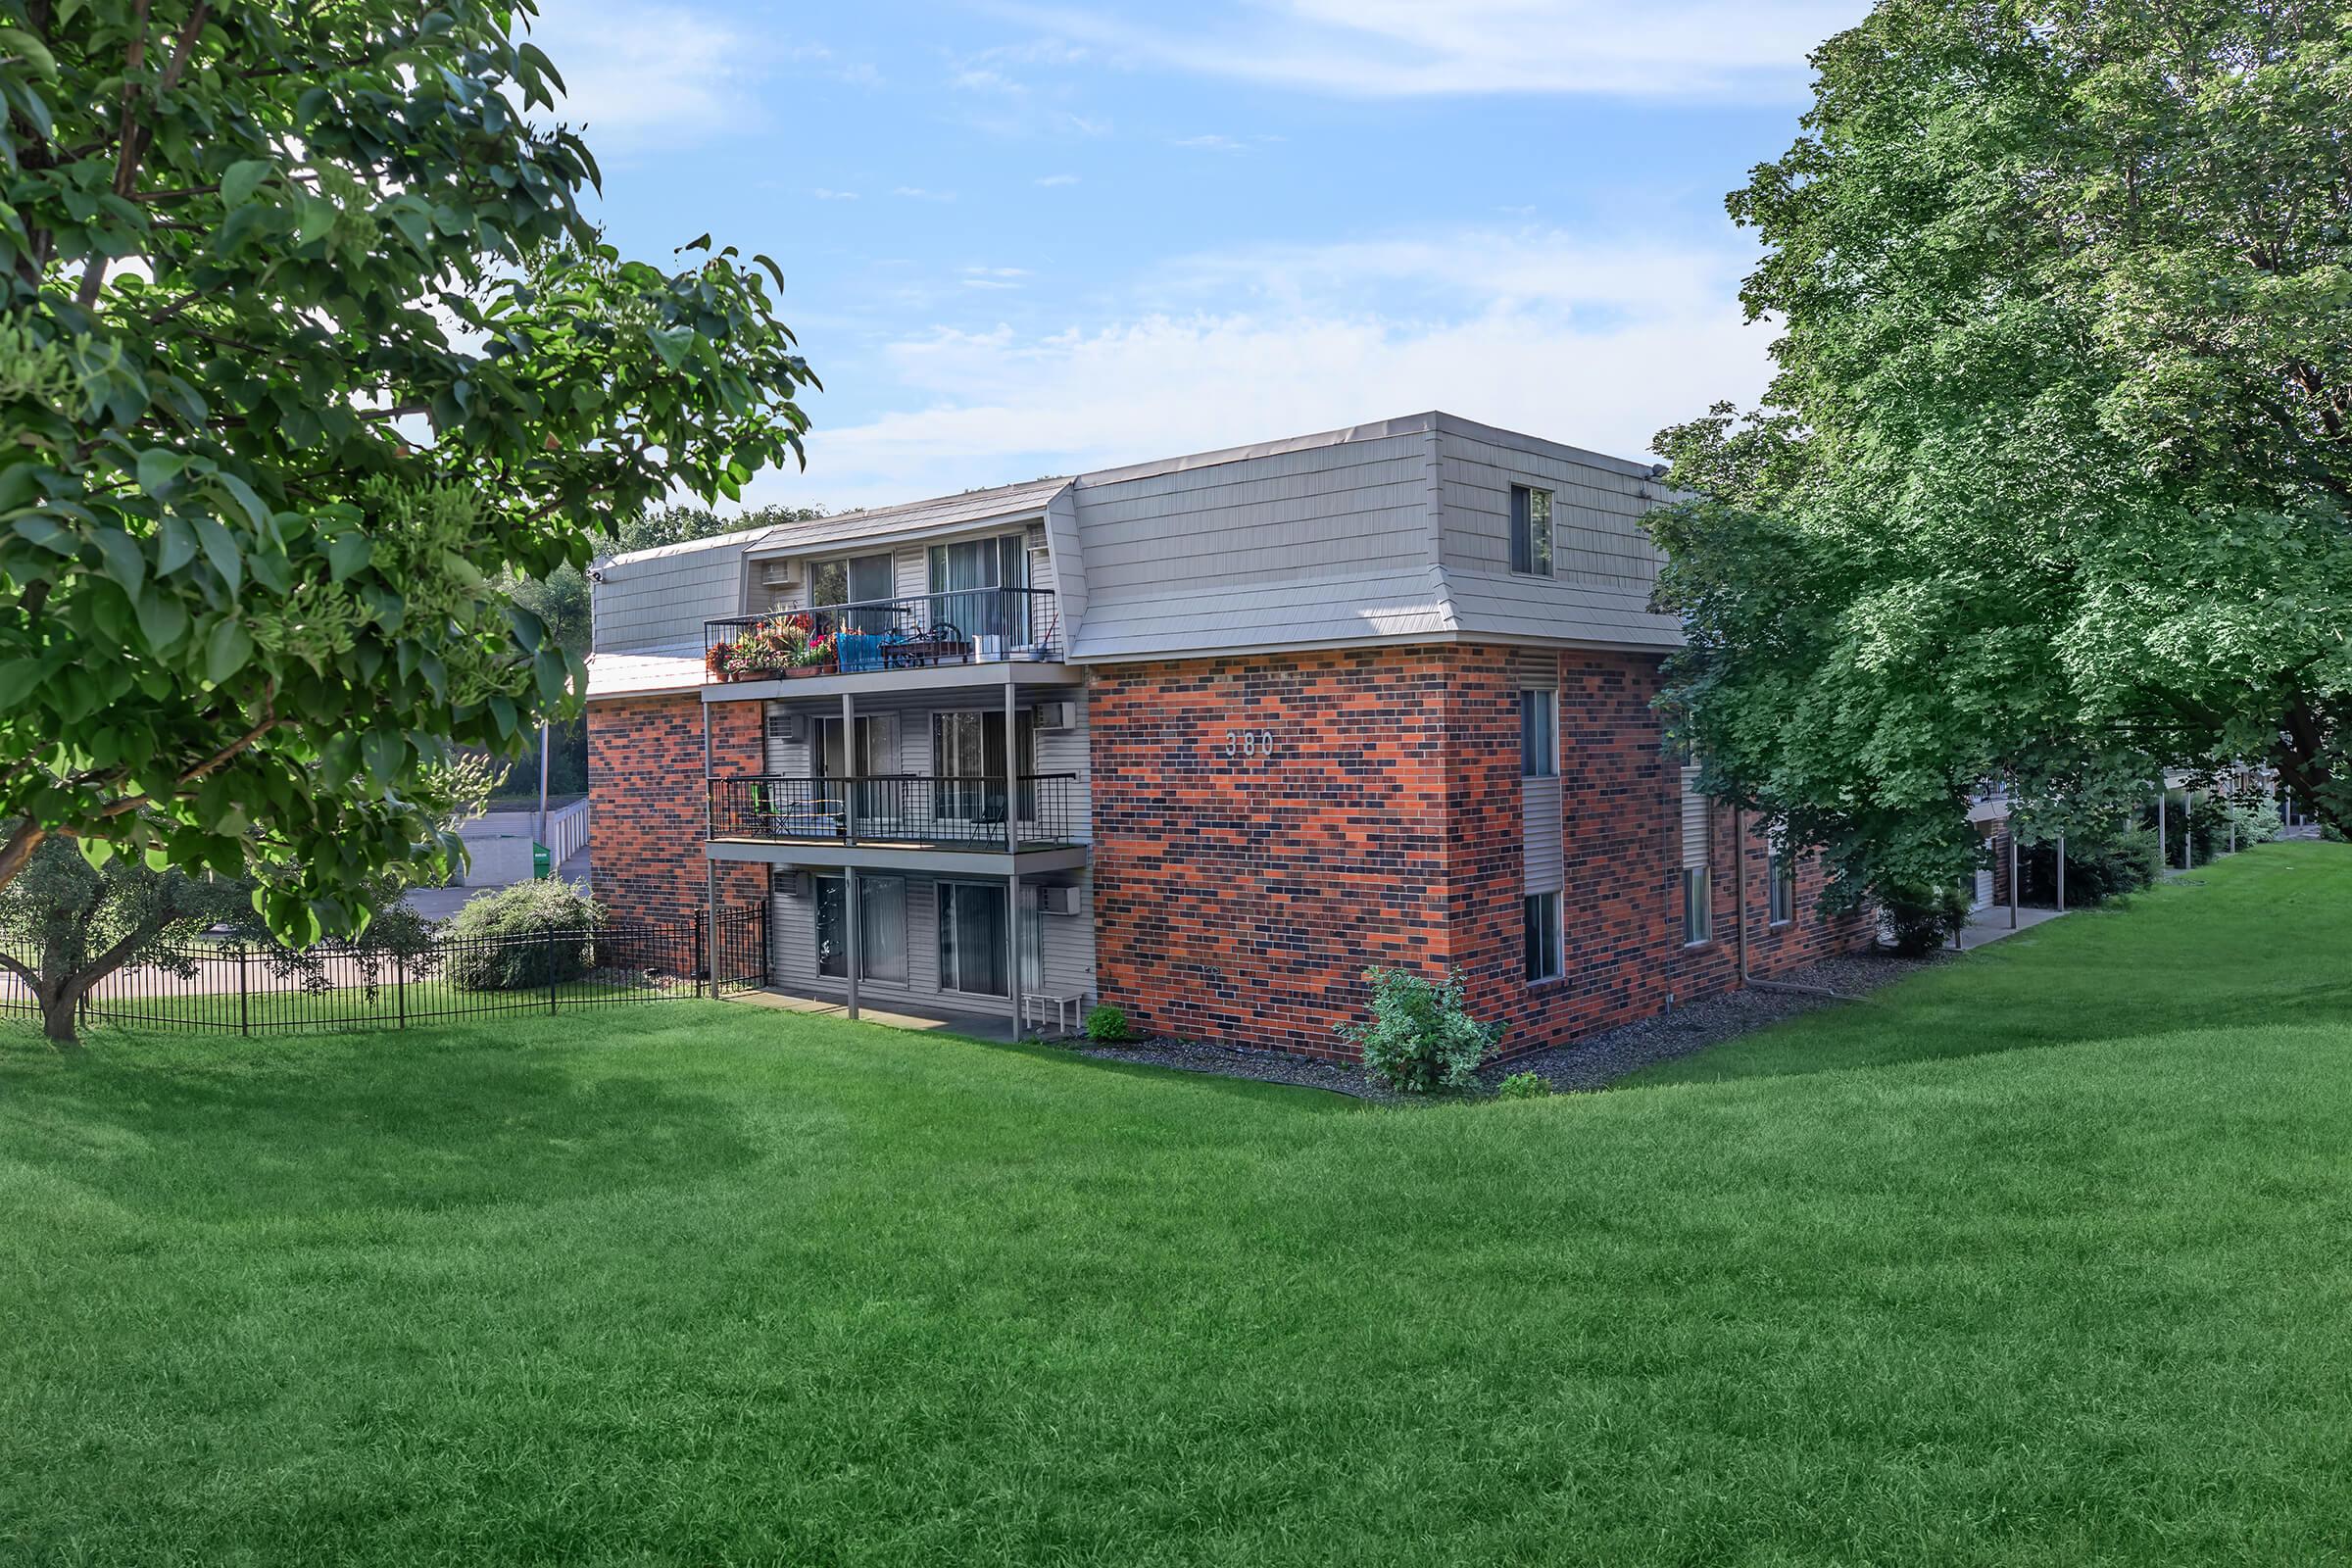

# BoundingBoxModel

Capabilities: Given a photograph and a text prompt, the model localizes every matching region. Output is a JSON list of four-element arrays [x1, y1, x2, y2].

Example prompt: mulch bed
[[1065, 950, 1949, 1102]]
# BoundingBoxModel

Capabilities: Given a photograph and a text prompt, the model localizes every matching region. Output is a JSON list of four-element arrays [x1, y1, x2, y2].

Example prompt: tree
[[0, 754, 492, 1047], [1649, 0, 2352, 901], [0, 2, 817, 941]]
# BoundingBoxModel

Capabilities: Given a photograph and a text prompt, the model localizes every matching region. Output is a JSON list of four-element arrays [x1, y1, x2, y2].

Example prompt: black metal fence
[[708, 772, 1081, 848], [704, 587, 1063, 682], [0, 907, 767, 1037]]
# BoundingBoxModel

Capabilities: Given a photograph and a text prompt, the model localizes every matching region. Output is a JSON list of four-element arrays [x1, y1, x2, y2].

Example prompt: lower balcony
[[709, 773, 1084, 853]]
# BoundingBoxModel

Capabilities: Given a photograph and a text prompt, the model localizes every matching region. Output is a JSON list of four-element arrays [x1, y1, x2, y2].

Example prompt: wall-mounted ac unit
[[759, 559, 799, 589], [765, 711, 805, 742], [1034, 700, 1076, 732], [1037, 884, 1081, 916], [772, 867, 810, 898]]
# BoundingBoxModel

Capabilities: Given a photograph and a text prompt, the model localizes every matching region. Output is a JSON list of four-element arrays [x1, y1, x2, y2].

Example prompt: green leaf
[[221, 158, 272, 208], [134, 588, 188, 652], [326, 531, 371, 582], [191, 515, 242, 595], [293, 194, 338, 246], [204, 618, 252, 683], [93, 528, 144, 595], [157, 515, 196, 574], [12, 515, 76, 555], [361, 729, 404, 784], [135, 448, 185, 496]]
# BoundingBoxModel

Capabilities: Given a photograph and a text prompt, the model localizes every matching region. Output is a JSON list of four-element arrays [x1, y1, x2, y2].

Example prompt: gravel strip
[[1064, 950, 1948, 1102]]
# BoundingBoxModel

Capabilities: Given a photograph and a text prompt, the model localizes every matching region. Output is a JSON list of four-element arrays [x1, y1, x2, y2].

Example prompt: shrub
[[1879, 884, 1970, 956], [1339, 966, 1502, 1095], [1084, 1003, 1129, 1043], [1495, 1072, 1550, 1101], [445, 879, 602, 992], [2020, 825, 2159, 906]]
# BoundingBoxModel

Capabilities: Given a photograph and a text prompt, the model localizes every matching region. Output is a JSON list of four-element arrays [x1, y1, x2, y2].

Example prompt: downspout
[[1734, 805, 1846, 1002]]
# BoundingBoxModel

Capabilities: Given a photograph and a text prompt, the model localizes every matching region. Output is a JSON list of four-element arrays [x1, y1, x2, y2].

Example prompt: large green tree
[[0, 1, 815, 940], [1650, 0, 2352, 898]]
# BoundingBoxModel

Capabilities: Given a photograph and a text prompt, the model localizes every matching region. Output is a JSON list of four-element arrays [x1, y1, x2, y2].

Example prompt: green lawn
[[4, 845, 2350, 1565]]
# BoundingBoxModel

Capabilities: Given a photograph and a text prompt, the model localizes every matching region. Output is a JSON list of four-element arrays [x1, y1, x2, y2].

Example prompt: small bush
[[2021, 826, 2159, 906], [1339, 966, 1502, 1095], [1084, 1003, 1129, 1043], [445, 879, 602, 992], [1495, 1071, 1550, 1101], [1880, 884, 1970, 957]]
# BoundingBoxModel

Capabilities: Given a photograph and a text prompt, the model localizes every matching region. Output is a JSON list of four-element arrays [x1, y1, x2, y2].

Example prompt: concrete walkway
[[1956, 904, 2068, 952], [722, 988, 1023, 1043]]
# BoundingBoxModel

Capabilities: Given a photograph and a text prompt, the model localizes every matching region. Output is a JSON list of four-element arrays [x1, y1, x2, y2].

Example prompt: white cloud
[[894, 186, 958, 202], [523, 2, 762, 144], [1035, 172, 1081, 186], [753, 228, 1772, 510], [961, 265, 1031, 291], [811, 187, 860, 201], [1010, 0, 1867, 100], [1170, 133, 1245, 152]]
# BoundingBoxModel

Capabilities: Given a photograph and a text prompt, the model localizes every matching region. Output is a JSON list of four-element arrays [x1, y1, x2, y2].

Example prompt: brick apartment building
[[583, 413, 1875, 1061]]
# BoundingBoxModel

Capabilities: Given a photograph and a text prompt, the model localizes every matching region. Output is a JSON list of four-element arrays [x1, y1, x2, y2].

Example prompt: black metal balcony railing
[[704, 589, 1061, 684], [710, 773, 1082, 850]]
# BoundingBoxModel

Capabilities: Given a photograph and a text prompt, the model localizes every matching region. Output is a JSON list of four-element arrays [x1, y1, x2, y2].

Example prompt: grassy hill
[[3, 844, 2347, 1565]]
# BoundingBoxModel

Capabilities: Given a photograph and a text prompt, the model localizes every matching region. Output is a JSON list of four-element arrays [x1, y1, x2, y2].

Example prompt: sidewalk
[[1956, 904, 2067, 952]]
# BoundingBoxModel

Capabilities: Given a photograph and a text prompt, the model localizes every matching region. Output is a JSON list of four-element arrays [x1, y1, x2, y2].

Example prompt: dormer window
[[1510, 484, 1553, 577]]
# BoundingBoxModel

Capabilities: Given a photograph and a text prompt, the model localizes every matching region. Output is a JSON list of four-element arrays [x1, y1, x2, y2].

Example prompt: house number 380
[[1222, 729, 1277, 760]]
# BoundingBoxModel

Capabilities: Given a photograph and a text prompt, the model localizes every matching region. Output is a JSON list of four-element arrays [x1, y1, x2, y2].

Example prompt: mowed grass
[[3, 846, 2350, 1566]]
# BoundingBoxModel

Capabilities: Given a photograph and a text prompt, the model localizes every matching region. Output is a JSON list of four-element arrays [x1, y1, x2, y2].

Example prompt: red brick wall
[[586, 691, 764, 923], [1089, 643, 1874, 1065], [1089, 649, 1457, 1060]]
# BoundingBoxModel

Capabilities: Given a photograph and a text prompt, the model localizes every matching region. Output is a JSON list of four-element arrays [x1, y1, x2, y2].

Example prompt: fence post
[[760, 899, 770, 987], [548, 932, 560, 1015], [236, 943, 250, 1037], [396, 950, 407, 1029], [694, 911, 706, 999]]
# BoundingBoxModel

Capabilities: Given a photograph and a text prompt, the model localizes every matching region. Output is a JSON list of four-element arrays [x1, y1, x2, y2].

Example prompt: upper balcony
[[702, 588, 1072, 701]]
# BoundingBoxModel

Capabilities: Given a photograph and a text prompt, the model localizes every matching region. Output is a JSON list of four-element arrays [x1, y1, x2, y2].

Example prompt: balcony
[[704, 589, 1062, 690], [710, 773, 1084, 852]]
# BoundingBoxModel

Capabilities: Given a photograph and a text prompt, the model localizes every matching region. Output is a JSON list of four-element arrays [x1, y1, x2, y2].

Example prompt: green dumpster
[[531, 841, 551, 879]]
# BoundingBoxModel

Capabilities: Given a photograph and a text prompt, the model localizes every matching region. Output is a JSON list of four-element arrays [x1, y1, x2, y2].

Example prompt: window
[[1683, 865, 1712, 946], [1509, 484, 1553, 577], [929, 534, 1030, 645], [939, 880, 1010, 997], [1768, 847, 1795, 926], [932, 710, 1037, 827], [810, 553, 894, 633], [1523, 892, 1562, 983], [814, 873, 908, 983], [1519, 688, 1557, 778]]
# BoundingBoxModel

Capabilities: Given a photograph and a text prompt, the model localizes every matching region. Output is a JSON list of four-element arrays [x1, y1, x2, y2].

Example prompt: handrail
[[708, 771, 1083, 848], [705, 588, 1062, 683]]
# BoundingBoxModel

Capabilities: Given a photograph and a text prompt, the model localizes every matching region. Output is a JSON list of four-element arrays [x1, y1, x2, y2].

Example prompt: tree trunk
[[38, 985, 82, 1051]]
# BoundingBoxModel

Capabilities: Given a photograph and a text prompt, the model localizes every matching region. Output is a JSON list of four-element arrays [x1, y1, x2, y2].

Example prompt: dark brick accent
[[587, 692, 763, 922], [1089, 643, 1874, 1065]]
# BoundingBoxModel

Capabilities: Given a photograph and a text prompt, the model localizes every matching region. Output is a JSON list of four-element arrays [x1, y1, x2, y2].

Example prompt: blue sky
[[528, 0, 1871, 511]]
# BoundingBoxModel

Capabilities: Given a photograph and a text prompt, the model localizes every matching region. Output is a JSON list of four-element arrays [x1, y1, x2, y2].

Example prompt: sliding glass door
[[938, 881, 1009, 997], [932, 710, 1035, 832], [928, 535, 1028, 646], [814, 874, 908, 984]]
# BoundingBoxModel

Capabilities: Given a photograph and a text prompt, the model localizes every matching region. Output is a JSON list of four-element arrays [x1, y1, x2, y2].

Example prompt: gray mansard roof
[[587, 412, 1680, 695]]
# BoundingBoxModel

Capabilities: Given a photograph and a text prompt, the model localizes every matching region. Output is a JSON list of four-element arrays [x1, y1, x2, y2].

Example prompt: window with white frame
[[1509, 484, 1554, 577], [1523, 892, 1562, 983], [1680, 764, 1711, 946], [1768, 846, 1796, 926], [1519, 688, 1557, 778]]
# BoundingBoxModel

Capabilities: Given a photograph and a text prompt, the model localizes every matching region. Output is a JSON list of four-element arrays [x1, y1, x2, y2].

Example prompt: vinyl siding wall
[[1069, 431, 1449, 658], [1435, 420, 1683, 650], [592, 538, 750, 653], [766, 871, 1096, 1019]]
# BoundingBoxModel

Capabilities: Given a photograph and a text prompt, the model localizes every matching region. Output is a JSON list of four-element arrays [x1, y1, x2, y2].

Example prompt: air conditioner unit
[[765, 711, 805, 742], [1034, 700, 1076, 732], [772, 867, 810, 898], [759, 559, 799, 589], [1037, 884, 1081, 916]]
